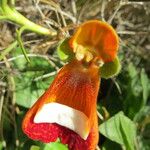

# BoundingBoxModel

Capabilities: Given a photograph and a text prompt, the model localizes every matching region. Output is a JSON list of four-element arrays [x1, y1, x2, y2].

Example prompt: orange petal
[[69, 20, 119, 62], [22, 60, 100, 149]]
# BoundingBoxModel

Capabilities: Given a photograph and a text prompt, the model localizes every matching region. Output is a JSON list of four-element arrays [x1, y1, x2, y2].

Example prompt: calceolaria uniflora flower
[[22, 20, 119, 150]]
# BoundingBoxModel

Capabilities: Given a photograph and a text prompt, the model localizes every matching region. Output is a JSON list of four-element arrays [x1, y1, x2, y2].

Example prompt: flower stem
[[16, 26, 30, 63], [0, 16, 8, 20], [0, 0, 57, 36], [1, 0, 8, 8]]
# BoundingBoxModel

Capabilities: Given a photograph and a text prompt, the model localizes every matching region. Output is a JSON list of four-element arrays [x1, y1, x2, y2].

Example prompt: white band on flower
[[34, 102, 89, 140]]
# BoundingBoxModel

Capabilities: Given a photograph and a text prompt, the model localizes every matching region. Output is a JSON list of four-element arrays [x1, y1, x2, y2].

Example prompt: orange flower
[[22, 20, 118, 150]]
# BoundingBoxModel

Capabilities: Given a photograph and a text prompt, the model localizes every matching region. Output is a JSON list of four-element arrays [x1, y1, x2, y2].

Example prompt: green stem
[[16, 26, 30, 63], [0, 16, 8, 20], [1, 0, 8, 8], [0, 41, 18, 61], [1, 1, 57, 36]]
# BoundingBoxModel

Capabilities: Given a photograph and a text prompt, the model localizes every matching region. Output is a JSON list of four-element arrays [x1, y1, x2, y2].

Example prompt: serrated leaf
[[57, 38, 74, 61], [100, 111, 137, 150], [100, 56, 121, 79]]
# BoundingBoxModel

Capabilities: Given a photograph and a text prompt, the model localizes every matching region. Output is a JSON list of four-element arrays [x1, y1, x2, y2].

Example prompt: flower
[[22, 20, 118, 150]]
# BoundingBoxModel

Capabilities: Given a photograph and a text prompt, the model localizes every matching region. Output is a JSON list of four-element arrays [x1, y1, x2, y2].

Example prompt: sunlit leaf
[[30, 145, 40, 150], [100, 111, 137, 150], [44, 140, 68, 150]]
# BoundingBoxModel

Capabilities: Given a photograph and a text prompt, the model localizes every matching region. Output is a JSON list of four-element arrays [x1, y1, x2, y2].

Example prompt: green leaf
[[102, 140, 122, 150], [138, 138, 150, 150], [57, 38, 74, 61], [44, 140, 68, 150], [13, 55, 56, 108], [134, 106, 150, 150], [15, 71, 55, 108], [30, 145, 40, 150], [0, 142, 3, 150], [128, 63, 137, 79], [134, 106, 150, 123], [100, 56, 121, 79], [15, 85, 45, 108], [140, 69, 149, 106], [100, 111, 137, 150], [121, 64, 150, 119], [11, 47, 27, 70]]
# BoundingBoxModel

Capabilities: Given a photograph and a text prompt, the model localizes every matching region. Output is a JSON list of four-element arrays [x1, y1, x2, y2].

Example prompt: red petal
[[24, 117, 98, 150]]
